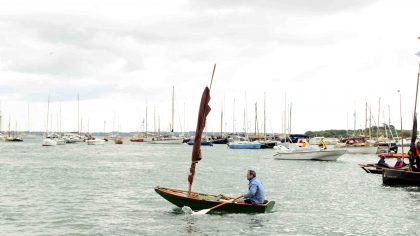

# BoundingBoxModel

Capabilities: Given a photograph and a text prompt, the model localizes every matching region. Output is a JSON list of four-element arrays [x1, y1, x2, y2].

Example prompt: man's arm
[[243, 184, 257, 199]]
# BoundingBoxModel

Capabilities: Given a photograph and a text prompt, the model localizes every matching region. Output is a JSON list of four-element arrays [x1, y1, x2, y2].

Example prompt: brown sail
[[188, 86, 211, 195]]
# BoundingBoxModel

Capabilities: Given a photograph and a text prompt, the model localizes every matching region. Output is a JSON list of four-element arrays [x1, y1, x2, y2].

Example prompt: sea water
[[0, 138, 419, 235]]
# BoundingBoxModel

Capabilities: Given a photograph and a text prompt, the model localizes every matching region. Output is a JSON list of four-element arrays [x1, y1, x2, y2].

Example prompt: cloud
[[190, 0, 378, 14]]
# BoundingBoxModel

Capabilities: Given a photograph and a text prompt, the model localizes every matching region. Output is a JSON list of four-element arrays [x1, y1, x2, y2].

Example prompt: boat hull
[[187, 141, 213, 146], [228, 143, 261, 149], [154, 187, 275, 214], [382, 169, 420, 186], [87, 139, 105, 145], [212, 138, 228, 144], [42, 138, 57, 146], [130, 139, 144, 142], [274, 149, 346, 161], [150, 139, 183, 144]]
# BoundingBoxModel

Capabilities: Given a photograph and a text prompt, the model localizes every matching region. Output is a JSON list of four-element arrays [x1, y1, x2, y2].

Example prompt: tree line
[[304, 125, 413, 139]]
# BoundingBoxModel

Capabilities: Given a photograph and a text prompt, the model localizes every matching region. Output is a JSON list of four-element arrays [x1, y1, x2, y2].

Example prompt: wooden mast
[[377, 97, 381, 141], [171, 86, 174, 133], [399, 90, 403, 154]]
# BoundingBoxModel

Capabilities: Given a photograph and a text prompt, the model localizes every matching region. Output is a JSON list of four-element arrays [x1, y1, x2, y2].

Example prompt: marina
[[1, 0, 420, 235]]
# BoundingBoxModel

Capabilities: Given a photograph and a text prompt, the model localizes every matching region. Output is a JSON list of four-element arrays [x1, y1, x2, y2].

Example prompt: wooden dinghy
[[155, 187, 275, 214]]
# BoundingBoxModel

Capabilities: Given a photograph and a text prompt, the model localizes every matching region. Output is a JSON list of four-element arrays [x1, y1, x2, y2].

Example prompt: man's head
[[417, 142, 420, 148], [247, 170, 256, 180]]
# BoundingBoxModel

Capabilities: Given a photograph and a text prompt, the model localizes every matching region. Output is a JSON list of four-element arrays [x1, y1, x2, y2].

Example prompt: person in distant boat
[[394, 157, 405, 168], [236, 170, 265, 204], [377, 156, 390, 168], [298, 139, 308, 148], [416, 142, 420, 169], [319, 138, 327, 150]]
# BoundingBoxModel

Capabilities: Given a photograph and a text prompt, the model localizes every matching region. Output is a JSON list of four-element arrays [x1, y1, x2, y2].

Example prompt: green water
[[1, 138, 419, 235]]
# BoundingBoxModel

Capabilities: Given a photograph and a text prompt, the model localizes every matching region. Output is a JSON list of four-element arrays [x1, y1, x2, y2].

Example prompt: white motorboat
[[274, 147, 347, 161], [87, 139, 105, 145], [42, 138, 57, 146]]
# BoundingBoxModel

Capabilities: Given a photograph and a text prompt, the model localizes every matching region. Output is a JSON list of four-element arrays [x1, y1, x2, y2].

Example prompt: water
[[1, 139, 419, 235]]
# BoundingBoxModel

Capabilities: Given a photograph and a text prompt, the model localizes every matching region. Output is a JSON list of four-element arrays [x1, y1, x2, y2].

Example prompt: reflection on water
[[248, 216, 265, 229]]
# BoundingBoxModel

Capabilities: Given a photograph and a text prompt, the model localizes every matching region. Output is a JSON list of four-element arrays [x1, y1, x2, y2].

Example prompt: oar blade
[[192, 209, 210, 215]]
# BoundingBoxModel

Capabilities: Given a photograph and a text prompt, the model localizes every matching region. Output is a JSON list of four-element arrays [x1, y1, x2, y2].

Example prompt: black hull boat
[[382, 169, 420, 186], [260, 141, 276, 149], [211, 138, 228, 144]]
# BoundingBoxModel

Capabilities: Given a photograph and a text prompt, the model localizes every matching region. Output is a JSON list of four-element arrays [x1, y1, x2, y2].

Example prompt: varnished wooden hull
[[154, 187, 275, 214]]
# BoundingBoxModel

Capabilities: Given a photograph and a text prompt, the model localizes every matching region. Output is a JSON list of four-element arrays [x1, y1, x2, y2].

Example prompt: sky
[[0, 0, 420, 134]]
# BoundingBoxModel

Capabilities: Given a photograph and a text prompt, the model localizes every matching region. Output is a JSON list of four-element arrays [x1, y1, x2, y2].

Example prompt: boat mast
[[409, 62, 420, 170], [369, 106, 372, 140], [145, 102, 148, 138], [399, 90, 403, 154], [264, 92, 266, 141], [154, 106, 156, 134], [171, 86, 174, 133], [254, 102, 258, 137], [365, 102, 368, 137], [27, 103, 30, 134], [103, 120, 106, 139], [283, 93, 286, 141], [220, 102, 223, 137], [112, 111, 115, 136], [77, 94, 80, 136], [377, 97, 381, 141], [59, 101, 62, 135], [233, 98, 236, 134], [46, 95, 50, 138], [289, 103, 292, 135]]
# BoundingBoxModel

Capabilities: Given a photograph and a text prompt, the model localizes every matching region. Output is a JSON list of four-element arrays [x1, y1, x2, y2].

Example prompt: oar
[[193, 195, 243, 215]]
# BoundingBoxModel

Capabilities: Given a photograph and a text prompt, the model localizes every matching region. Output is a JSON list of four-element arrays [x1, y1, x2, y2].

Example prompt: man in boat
[[319, 138, 327, 150], [236, 170, 265, 204], [377, 156, 390, 168]]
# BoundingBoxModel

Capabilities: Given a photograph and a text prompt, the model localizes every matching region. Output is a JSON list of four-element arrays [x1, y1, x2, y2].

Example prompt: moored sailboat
[[42, 96, 56, 146]]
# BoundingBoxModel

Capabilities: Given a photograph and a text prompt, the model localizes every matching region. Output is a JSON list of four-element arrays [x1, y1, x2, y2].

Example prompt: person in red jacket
[[394, 157, 405, 168]]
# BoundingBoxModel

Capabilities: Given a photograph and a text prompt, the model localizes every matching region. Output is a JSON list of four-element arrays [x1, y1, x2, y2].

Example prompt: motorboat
[[228, 142, 261, 149], [274, 146, 346, 161], [42, 138, 57, 146]]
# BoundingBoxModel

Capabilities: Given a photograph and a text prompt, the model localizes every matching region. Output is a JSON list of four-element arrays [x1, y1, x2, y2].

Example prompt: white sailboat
[[151, 86, 184, 144], [42, 96, 57, 146]]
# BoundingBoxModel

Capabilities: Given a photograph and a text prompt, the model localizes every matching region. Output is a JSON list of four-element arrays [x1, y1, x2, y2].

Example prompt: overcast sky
[[0, 0, 420, 134]]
